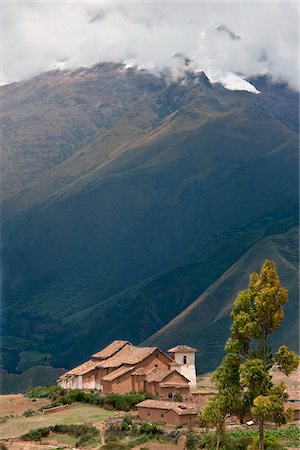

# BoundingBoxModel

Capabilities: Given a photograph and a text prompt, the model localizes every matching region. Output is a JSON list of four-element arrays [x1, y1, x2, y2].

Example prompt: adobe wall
[[132, 375, 146, 393], [137, 406, 168, 423], [82, 369, 97, 389], [137, 406, 197, 426], [135, 351, 171, 373], [102, 371, 133, 394], [164, 409, 197, 426], [158, 386, 190, 398], [145, 381, 159, 396]]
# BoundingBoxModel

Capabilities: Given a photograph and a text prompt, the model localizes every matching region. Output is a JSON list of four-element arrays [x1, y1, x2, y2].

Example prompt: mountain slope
[[1, 66, 298, 374], [143, 227, 299, 373]]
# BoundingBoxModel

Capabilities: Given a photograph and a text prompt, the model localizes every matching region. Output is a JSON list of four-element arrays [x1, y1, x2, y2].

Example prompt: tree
[[201, 259, 298, 450]]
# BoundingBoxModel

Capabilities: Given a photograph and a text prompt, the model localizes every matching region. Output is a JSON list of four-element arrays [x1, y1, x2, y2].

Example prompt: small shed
[[136, 399, 199, 426]]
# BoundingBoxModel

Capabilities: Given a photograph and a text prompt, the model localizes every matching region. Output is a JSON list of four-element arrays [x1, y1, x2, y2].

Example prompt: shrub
[[28, 388, 152, 411], [22, 428, 48, 441], [248, 435, 284, 450], [22, 424, 99, 446], [199, 430, 251, 450], [174, 393, 183, 402], [185, 430, 197, 449], [26, 386, 63, 399], [139, 422, 163, 435], [23, 408, 35, 417]]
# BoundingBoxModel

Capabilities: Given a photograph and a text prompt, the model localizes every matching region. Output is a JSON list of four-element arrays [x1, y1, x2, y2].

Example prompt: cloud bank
[[0, 2, 298, 91]]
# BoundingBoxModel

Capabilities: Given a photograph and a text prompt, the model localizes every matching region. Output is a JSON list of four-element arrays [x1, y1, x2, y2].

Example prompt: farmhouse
[[58, 340, 197, 397]]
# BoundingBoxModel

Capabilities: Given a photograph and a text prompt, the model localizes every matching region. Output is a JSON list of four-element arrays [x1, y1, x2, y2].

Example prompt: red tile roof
[[66, 359, 99, 376], [102, 366, 135, 381], [98, 346, 158, 368], [132, 368, 146, 376], [168, 345, 198, 353], [136, 400, 199, 415], [92, 340, 130, 360], [146, 368, 172, 383]]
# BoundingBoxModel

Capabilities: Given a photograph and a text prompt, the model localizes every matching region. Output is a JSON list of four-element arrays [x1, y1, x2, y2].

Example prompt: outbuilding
[[136, 399, 199, 426]]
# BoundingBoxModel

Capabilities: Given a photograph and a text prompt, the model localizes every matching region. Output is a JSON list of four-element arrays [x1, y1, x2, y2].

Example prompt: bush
[[22, 428, 49, 441], [105, 392, 152, 411], [26, 386, 63, 399], [174, 393, 183, 402], [139, 422, 163, 435], [27, 387, 152, 411], [121, 414, 133, 431], [200, 431, 251, 450], [23, 408, 35, 417], [248, 435, 284, 450], [22, 424, 99, 446], [185, 430, 197, 449]]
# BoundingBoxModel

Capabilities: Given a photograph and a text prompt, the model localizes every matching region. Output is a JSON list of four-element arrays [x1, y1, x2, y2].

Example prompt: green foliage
[[248, 434, 284, 450], [174, 393, 183, 402], [26, 385, 64, 399], [121, 413, 133, 430], [203, 260, 299, 450], [139, 422, 163, 435], [104, 392, 152, 411], [275, 345, 299, 376], [22, 424, 99, 447], [200, 430, 252, 450], [26, 386, 152, 411], [185, 428, 197, 449], [251, 390, 292, 427], [239, 359, 272, 398], [22, 408, 36, 417], [198, 426, 300, 450]]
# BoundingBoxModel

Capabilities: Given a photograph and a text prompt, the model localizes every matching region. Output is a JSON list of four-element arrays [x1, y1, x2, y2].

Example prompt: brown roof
[[92, 340, 131, 360], [102, 366, 135, 381], [146, 368, 172, 383], [132, 368, 146, 376], [98, 345, 158, 369], [66, 359, 99, 376], [287, 388, 300, 401], [168, 345, 198, 353], [136, 400, 199, 415]]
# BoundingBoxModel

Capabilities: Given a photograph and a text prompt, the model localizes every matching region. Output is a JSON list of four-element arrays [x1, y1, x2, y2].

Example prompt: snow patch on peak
[[219, 72, 260, 94]]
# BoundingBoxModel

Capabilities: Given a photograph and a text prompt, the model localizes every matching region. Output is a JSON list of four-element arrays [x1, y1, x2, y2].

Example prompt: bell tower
[[168, 345, 197, 391]]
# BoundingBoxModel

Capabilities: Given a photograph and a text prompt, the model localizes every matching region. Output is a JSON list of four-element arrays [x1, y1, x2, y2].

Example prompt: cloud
[[0, 2, 298, 91]]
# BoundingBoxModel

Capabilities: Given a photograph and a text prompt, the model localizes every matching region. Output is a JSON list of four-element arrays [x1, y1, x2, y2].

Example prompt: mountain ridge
[[1, 64, 298, 375]]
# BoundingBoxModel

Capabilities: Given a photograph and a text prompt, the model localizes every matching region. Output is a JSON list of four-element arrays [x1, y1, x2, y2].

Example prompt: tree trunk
[[259, 420, 264, 450], [216, 431, 221, 450]]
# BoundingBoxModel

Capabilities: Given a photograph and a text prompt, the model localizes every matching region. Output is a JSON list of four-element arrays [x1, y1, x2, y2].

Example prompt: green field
[[0, 403, 114, 439]]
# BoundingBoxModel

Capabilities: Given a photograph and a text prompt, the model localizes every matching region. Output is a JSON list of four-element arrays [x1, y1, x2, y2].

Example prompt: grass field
[[0, 403, 115, 439]]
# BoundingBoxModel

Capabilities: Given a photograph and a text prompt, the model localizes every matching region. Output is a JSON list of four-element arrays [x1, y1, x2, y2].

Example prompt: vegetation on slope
[[1, 66, 298, 380]]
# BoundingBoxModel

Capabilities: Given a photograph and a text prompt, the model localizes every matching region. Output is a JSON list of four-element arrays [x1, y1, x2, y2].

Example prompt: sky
[[0, 1, 298, 92]]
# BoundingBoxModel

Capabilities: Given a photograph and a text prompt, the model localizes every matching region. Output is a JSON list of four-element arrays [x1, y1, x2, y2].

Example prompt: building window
[[168, 393, 173, 399], [161, 413, 164, 418], [183, 356, 187, 364]]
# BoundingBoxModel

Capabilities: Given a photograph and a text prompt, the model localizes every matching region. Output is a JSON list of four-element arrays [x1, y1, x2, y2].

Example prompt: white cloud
[[0, 2, 298, 91]]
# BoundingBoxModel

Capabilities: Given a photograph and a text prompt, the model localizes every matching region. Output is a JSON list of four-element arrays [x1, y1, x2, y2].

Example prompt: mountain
[[1, 64, 298, 379], [143, 226, 299, 373], [0, 366, 65, 394]]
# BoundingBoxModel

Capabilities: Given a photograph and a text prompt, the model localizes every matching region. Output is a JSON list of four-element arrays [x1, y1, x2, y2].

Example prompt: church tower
[[168, 345, 197, 391]]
